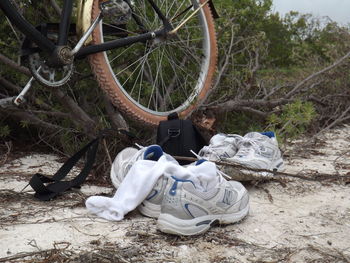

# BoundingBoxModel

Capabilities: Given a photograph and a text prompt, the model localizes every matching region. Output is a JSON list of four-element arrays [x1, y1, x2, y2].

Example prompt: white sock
[[86, 156, 219, 221]]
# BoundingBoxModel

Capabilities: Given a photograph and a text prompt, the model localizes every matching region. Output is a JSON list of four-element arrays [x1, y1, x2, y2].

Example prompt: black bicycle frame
[[0, 0, 168, 59]]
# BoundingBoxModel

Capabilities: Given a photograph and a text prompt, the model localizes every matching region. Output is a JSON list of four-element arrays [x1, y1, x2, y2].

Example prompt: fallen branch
[[0, 248, 71, 262], [173, 156, 350, 183], [286, 50, 350, 99], [0, 53, 31, 76]]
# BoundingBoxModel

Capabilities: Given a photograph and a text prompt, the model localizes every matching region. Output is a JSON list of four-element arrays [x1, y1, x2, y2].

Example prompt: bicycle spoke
[[107, 43, 138, 64], [130, 45, 150, 99], [115, 45, 159, 76], [102, 22, 138, 36], [120, 48, 152, 87], [92, 0, 215, 117], [161, 50, 191, 101], [147, 45, 166, 110]]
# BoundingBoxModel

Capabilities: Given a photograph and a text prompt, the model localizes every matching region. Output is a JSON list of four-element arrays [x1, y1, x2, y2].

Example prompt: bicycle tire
[[89, 0, 217, 126]]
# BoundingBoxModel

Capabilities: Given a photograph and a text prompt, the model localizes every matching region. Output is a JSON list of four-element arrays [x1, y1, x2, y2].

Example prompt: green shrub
[[266, 100, 317, 141]]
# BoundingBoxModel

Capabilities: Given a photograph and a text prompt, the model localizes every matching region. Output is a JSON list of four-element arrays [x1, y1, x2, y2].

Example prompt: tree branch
[[28, 110, 71, 118], [103, 94, 128, 130], [49, 0, 62, 16], [52, 89, 97, 136], [214, 98, 294, 113], [286, 50, 350, 98], [0, 77, 22, 93], [211, 26, 237, 92], [0, 53, 31, 76], [9, 110, 69, 132]]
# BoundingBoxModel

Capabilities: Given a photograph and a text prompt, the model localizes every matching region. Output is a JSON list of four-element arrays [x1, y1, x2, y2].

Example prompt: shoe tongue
[[195, 159, 207, 165], [144, 145, 163, 161], [239, 132, 267, 149]]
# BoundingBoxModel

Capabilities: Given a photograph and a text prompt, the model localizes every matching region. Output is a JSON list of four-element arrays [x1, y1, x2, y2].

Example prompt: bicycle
[[0, 0, 218, 126]]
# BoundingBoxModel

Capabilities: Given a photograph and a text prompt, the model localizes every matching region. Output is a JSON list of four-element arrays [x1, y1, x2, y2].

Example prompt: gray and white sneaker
[[110, 147, 138, 189], [229, 132, 284, 172], [157, 165, 249, 236], [110, 145, 176, 218], [198, 133, 243, 162]]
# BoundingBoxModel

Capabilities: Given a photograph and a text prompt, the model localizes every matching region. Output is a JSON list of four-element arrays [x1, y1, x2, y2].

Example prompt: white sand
[[1, 126, 349, 262]]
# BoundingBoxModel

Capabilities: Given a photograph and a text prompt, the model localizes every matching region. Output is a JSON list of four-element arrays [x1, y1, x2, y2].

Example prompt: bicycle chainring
[[23, 23, 75, 88], [28, 53, 74, 88]]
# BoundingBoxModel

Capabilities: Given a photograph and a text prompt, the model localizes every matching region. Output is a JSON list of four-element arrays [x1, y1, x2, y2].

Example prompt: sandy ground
[[0, 126, 350, 262]]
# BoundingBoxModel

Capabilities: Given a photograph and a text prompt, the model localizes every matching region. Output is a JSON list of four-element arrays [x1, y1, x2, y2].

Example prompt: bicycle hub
[[48, 46, 74, 67], [57, 46, 74, 65]]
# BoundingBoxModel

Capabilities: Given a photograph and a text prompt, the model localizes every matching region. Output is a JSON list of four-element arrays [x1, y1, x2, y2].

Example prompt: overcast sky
[[272, 0, 350, 25]]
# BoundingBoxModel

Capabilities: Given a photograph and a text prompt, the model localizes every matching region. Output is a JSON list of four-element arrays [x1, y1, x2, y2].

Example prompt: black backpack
[[156, 113, 207, 165]]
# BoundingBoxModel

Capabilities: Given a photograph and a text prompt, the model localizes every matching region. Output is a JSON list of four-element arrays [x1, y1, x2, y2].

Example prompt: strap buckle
[[168, 128, 180, 138]]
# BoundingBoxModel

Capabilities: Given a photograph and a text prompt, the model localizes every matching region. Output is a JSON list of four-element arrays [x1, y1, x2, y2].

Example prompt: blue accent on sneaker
[[144, 145, 163, 161], [169, 176, 196, 196], [184, 203, 195, 218], [195, 159, 206, 165], [260, 131, 275, 138], [145, 189, 158, 200], [196, 220, 212, 226]]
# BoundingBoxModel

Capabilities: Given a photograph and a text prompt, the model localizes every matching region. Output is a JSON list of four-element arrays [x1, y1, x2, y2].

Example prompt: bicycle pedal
[[100, 0, 131, 25]]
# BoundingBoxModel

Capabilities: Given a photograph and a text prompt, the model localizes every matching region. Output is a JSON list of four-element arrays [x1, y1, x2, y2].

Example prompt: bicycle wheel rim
[[90, 0, 217, 125]]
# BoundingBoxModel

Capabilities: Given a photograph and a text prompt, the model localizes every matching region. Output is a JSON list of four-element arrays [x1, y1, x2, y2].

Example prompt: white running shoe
[[110, 147, 139, 189], [229, 132, 284, 172], [110, 145, 175, 218], [198, 133, 243, 162], [157, 165, 249, 236]]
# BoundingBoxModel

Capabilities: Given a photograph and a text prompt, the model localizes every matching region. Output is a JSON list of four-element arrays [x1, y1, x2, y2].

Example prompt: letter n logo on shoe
[[223, 189, 233, 205], [217, 189, 235, 208]]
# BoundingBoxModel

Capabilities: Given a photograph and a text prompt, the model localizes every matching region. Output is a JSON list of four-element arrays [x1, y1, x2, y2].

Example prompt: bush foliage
[[0, 0, 349, 160]]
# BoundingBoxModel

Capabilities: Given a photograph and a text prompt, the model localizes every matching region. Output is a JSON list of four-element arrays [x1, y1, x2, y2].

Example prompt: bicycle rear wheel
[[89, 0, 217, 126]]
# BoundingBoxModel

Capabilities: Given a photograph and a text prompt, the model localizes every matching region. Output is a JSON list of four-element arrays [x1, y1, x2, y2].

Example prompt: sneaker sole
[[157, 204, 249, 236]]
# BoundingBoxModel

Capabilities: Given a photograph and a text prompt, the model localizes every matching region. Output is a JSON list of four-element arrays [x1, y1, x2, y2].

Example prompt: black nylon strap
[[29, 137, 100, 201]]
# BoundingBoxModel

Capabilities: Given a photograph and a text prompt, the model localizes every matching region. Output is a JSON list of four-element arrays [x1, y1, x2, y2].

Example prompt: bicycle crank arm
[[71, 13, 103, 55], [0, 74, 36, 108], [13, 75, 36, 106]]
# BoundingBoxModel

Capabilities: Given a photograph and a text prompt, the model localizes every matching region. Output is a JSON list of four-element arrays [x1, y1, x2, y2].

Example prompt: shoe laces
[[191, 149, 203, 160], [236, 138, 262, 157], [217, 169, 231, 180], [190, 150, 231, 180], [198, 145, 222, 160], [134, 143, 144, 150], [199, 134, 243, 160]]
